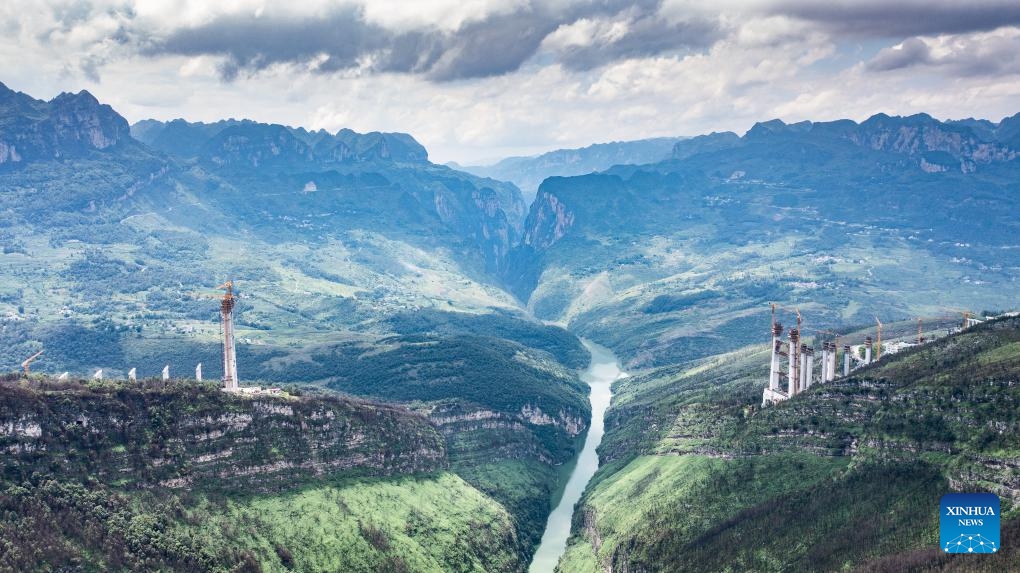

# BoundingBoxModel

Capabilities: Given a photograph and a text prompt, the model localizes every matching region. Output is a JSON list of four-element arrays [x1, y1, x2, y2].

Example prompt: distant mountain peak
[[746, 117, 791, 136], [52, 89, 101, 106], [131, 118, 429, 165], [459, 136, 686, 202], [734, 113, 1017, 170], [0, 82, 132, 166]]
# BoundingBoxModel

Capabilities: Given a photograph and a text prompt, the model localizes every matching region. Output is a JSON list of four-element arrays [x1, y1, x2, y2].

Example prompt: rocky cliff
[[0, 378, 447, 492], [0, 82, 133, 167], [130, 115, 525, 274]]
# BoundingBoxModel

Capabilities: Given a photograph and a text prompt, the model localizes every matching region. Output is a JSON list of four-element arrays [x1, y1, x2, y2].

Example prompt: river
[[529, 340, 624, 572]]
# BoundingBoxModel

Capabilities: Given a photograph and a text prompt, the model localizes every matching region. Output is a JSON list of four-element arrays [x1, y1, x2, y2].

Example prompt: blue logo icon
[[940, 493, 1000, 554]]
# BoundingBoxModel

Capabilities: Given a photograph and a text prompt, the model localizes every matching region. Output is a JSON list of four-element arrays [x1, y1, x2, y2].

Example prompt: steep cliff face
[[853, 113, 1017, 166], [0, 377, 539, 573], [0, 379, 446, 492], [0, 83, 132, 167], [131, 116, 525, 274], [425, 399, 585, 466], [523, 188, 575, 250]]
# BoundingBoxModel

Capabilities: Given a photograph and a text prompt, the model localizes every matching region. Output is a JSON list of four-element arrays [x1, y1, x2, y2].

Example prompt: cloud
[[143, 7, 383, 81], [547, 7, 722, 71], [6, 0, 1020, 166], [867, 37, 931, 71], [134, 1, 722, 82], [866, 28, 1020, 77], [770, 0, 1020, 38]]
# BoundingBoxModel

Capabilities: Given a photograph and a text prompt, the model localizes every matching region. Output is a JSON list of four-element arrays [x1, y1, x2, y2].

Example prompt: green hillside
[[558, 316, 1020, 572], [0, 378, 528, 572], [508, 115, 1020, 369]]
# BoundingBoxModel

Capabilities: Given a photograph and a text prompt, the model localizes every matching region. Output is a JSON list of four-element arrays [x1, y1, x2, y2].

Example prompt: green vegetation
[[0, 472, 524, 573], [452, 460, 562, 550], [383, 309, 589, 369], [183, 473, 524, 573], [0, 479, 242, 572], [510, 116, 1020, 369], [0, 378, 446, 491], [558, 316, 1020, 572], [0, 379, 539, 571], [321, 336, 588, 446]]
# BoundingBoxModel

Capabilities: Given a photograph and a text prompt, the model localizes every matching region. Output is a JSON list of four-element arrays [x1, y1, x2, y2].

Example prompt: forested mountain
[[0, 82, 586, 569], [0, 80, 536, 377], [559, 315, 1020, 572], [508, 113, 1020, 368], [3, 77, 1020, 572]]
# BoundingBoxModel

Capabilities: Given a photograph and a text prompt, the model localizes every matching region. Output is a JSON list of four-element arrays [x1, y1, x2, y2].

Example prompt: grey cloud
[[144, 7, 384, 80], [771, 1, 1020, 38], [141, 1, 721, 82], [866, 33, 1020, 77], [80, 54, 104, 82], [557, 10, 722, 71], [866, 37, 931, 71], [423, 10, 561, 81]]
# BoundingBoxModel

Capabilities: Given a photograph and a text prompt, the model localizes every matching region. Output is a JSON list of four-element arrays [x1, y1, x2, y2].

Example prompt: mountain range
[[456, 137, 685, 203], [0, 81, 584, 568], [509, 111, 1020, 368], [1, 79, 1019, 571]]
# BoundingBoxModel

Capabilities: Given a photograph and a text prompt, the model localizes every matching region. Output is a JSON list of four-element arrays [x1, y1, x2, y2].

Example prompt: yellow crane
[[941, 307, 976, 330], [769, 302, 802, 330], [874, 316, 883, 362], [21, 350, 44, 375]]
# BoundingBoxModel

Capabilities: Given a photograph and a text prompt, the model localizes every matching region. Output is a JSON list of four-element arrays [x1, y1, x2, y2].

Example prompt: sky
[[2, 0, 1020, 164]]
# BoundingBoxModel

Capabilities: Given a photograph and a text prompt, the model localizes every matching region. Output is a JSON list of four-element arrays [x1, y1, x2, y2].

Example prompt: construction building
[[218, 281, 240, 390], [762, 305, 863, 406], [761, 308, 970, 405]]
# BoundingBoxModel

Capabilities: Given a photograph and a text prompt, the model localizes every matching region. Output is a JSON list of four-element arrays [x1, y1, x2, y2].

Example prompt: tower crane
[[187, 281, 240, 389], [217, 281, 239, 390], [874, 316, 883, 362], [769, 302, 802, 330], [941, 307, 975, 330], [21, 350, 44, 375]]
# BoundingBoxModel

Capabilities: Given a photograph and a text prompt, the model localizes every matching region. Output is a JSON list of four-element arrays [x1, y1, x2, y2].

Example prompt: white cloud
[[1, 1, 1020, 164]]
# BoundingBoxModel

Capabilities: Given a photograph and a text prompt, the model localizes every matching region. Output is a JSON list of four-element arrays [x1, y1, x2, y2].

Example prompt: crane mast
[[218, 281, 239, 390], [874, 316, 883, 362]]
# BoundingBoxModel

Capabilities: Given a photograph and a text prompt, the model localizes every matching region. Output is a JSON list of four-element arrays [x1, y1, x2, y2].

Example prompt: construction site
[[18, 281, 280, 395], [762, 304, 1006, 405]]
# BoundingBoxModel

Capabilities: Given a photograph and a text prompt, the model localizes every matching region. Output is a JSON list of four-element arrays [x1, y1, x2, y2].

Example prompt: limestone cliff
[[0, 378, 447, 492], [0, 83, 132, 167]]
